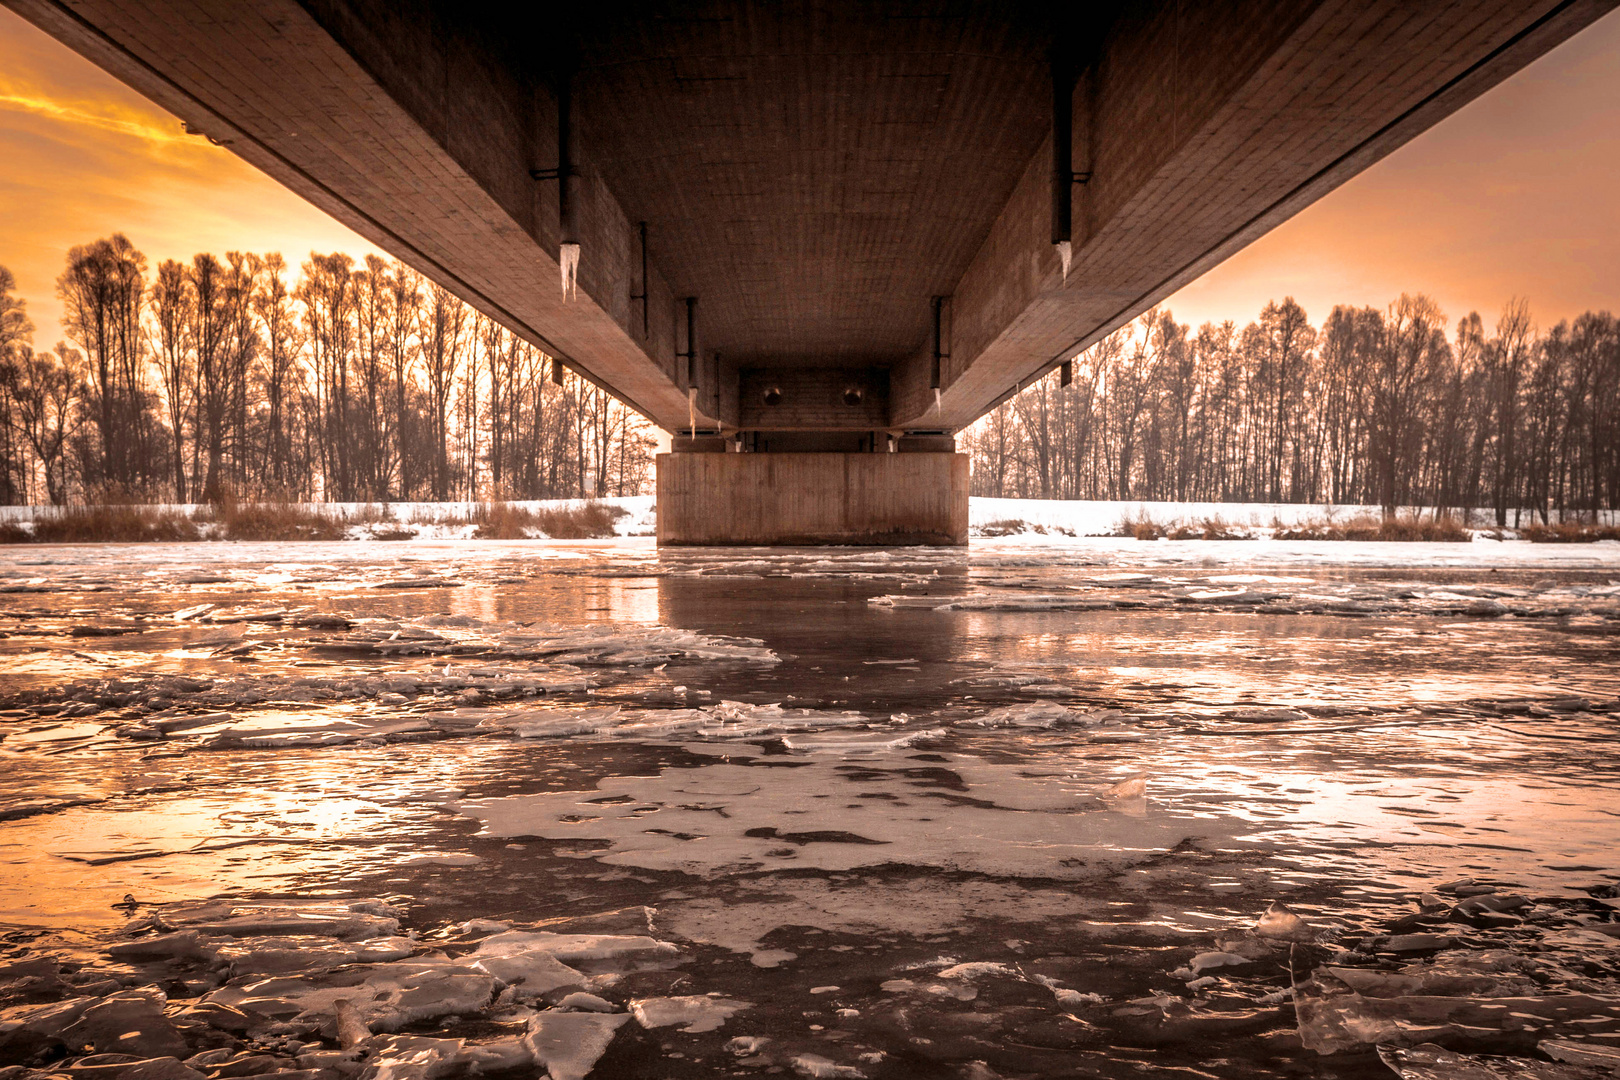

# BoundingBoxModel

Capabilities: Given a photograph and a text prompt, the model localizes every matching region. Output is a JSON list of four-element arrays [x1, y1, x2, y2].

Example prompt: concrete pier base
[[656, 452, 969, 546]]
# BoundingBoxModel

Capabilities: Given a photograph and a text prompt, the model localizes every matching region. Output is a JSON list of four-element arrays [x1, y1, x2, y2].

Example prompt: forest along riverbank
[[2, 538, 1618, 1080]]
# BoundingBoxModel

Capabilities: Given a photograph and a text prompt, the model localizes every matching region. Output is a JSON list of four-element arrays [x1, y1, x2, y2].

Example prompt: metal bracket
[[529, 167, 565, 181], [629, 222, 649, 338], [930, 295, 951, 391], [677, 297, 698, 386], [1068, 171, 1093, 185]]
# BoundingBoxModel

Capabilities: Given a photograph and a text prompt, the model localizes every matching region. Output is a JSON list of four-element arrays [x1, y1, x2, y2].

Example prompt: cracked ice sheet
[[458, 701, 874, 742], [655, 876, 1110, 966], [342, 616, 778, 666], [450, 750, 1252, 880]]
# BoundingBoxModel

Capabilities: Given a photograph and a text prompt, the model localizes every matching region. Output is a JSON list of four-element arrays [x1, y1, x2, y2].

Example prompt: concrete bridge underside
[[9, 0, 1612, 544]]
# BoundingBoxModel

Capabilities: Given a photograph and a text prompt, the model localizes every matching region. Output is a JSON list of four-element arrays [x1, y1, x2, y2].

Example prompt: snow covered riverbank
[[3, 494, 1616, 545]]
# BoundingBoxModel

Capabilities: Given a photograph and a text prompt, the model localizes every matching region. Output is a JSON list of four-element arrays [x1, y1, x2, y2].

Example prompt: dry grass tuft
[[1111, 508, 1465, 542], [1273, 513, 1471, 542], [1113, 511, 1253, 540], [1521, 521, 1620, 543], [1168, 516, 1249, 540], [979, 518, 1036, 537], [18, 505, 202, 543], [472, 501, 629, 540], [200, 498, 351, 541], [0, 499, 634, 543], [1112, 510, 1164, 539]]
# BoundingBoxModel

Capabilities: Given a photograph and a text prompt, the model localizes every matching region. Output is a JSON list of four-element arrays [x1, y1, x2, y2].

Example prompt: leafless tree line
[[965, 294, 1620, 525], [0, 236, 657, 507]]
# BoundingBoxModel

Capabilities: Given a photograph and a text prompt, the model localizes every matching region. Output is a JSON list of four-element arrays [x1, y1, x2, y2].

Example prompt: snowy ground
[[0, 538, 1617, 1079], [4, 495, 1614, 543], [0, 497, 661, 540], [4, 531, 1618, 577], [971, 495, 1388, 533]]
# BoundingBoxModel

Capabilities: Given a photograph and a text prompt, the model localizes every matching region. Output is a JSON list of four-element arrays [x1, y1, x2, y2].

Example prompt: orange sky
[[0, 9, 383, 351], [0, 6, 1616, 350]]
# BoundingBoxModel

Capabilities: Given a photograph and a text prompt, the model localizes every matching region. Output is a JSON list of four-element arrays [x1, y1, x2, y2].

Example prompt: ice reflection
[[1, 538, 1618, 1079]]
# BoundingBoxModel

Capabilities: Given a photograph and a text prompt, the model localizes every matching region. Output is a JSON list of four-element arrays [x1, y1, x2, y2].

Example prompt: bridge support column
[[655, 452, 969, 546]]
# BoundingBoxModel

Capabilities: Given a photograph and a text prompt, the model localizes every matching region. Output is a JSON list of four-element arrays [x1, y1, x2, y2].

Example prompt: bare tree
[[148, 260, 192, 501], [10, 345, 84, 505], [385, 261, 422, 498], [420, 282, 465, 500], [57, 234, 147, 492]]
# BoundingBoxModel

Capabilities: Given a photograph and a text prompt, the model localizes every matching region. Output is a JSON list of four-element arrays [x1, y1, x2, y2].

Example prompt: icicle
[[933, 387, 942, 413], [688, 386, 697, 438], [560, 242, 580, 301], [1055, 240, 1072, 280]]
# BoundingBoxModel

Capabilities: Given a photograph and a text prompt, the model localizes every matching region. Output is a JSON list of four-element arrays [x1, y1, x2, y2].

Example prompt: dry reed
[[1521, 521, 1620, 543]]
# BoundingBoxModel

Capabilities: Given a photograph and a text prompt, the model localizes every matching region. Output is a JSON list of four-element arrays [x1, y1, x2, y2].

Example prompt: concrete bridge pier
[[656, 441, 969, 547]]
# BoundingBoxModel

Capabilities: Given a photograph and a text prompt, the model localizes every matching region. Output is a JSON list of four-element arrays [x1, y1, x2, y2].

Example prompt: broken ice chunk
[[335, 998, 370, 1048], [75, 1057, 204, 1080], [468, 930, 679, 972], [152, 899, 401, 940], [1032, 974, 1103, 1009], [457, 1037, 531, 1074], [934, 962, 1021, 982], [210, 935, 417, 974], [57, 990, 187, 1058], [205, 961, 496, 1033], [361, 1034, 465, 1080], [1374, 933, 1458, 954], [458, 919, 511, 935], [1541, 1039, 1620, 1069], [556, 992, 615, 1013], [522, 1011, 629, 1080], [0, 995, 96, 1046], [779, 729, 944, 754], [1106, 776, 1147, 799], [727, 1036, 769, 1055], [958, 702, 1107, 729], [106, 931, 214, 962], [1296, 969, 1620, 1056], [463, 942, 588, 1000], [629, 994, 750, 1033], [1223, 707, 1309, 723], [496, 706, 621, 739], [1379, 1042, 1605, 1079], [791, 1053, 866, 1079], [1188, 951, 1252, 975], [397, 853, 484, 868], [1254, 901, 1314, 942]]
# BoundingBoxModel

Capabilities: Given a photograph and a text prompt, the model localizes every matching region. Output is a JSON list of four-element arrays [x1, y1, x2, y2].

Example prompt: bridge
[[7, 0, 1610, 543]]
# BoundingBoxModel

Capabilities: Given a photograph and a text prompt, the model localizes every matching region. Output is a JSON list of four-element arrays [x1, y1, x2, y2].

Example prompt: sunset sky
[[1, 6, 1616, 351]]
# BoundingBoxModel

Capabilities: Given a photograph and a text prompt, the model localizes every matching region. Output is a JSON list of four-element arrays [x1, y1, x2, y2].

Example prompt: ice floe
[[628, 994, 749, 1032], [452, 751, 1248, 880]]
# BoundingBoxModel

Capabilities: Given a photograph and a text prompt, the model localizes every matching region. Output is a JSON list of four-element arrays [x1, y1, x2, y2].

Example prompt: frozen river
[[2, 537, 1618, 1080]]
